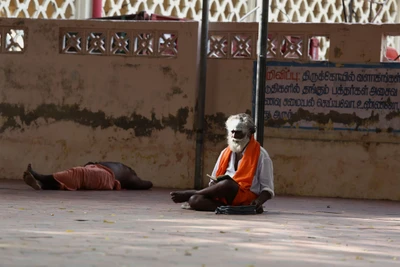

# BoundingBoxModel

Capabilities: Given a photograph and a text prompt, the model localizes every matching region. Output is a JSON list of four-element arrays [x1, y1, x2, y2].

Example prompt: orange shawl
[[215, 136, 261, 190]]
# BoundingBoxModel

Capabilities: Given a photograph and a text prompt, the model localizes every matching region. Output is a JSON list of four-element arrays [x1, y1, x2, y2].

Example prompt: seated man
[[23, 161, 153, 191], [170, 113, 274, 213]]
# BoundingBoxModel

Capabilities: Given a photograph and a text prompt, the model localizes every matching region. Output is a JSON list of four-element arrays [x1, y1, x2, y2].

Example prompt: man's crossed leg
[[170, 179, 239, 211]]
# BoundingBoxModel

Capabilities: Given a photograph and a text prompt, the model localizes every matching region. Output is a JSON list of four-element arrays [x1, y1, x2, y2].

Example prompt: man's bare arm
[[251, 190, 272, 209]]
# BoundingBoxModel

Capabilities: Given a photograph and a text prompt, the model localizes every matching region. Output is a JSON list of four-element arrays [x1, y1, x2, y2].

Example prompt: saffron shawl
[[215, 136, 261, 190]]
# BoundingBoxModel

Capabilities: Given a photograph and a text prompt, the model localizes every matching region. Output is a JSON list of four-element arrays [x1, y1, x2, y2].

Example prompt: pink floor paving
[[0, 180, 399, 267]]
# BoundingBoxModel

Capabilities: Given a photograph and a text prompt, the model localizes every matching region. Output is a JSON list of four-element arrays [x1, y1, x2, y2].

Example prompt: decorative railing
[[0, 0, 76, 19], [0, 0, 397, 25], [208, 32, 256, 59], [60, 29, 178, 57], [102, 0, 250, 22], [268, 0, 398, 24], [0, 1, 397, 61], [1, 19, 398, 64], [207, 31, 329, 61]]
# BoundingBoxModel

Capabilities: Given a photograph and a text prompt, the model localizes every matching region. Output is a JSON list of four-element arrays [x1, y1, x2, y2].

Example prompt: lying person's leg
[[95, 162, 153, 190], [23, 164, 61, 190], [120, 175, 153, 190], [170, 179, 239, 205]]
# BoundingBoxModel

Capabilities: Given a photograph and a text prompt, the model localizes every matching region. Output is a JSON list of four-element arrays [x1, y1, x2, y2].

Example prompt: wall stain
[[1, 66, 24, 90], [60, 69, 85, 98], [0, 103, 268, 143], [0, 102, 191, 137], [162, 107, 189, 133], [171, 86, 183, 95], [160, 66, 178, 82], [362, 141, 371, 151], [37, 67, 55, 96], [204, 112, 228, 143], [13, 20, 25, 26], [334, 47, 343, 58], [0, 116, 21, 133], [266, 108, 380, 131], [386, 111, 400, 120], [176, 152, 184, 162], [125, 63, 140, 69], [165, 86, 183, 100]]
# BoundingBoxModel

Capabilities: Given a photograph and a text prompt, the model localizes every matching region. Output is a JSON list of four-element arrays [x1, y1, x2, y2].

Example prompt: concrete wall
[[0, 19, 399, 201], [0, 18, 199, 189]]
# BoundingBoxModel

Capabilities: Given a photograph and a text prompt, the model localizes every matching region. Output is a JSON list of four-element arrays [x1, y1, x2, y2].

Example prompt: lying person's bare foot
[[23, 170, 41, 190], [26, 163, 42, 180], [27, 163, 33, 172], [170, 190, 196, 203]]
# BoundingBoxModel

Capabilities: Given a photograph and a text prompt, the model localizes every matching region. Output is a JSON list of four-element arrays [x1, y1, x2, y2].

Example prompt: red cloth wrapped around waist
[[53, 164, 121, 190]]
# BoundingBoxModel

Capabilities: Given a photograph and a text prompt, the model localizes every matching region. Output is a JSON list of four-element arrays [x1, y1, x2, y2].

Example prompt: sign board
[[253, 61, 400, 133]]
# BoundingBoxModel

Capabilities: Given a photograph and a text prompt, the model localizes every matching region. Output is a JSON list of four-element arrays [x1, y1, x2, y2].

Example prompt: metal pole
[[194, 0, 209, 190], [349, 0, 354, 22], [342, 0, 347, 22], [254, 0, 269, 145]]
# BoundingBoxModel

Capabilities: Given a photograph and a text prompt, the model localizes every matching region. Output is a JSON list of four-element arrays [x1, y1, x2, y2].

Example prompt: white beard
[[227, 136, 250, 153]]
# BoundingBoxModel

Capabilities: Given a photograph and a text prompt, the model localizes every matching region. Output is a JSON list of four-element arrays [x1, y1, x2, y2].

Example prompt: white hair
[[225, 113, 256, 152], [225, 113, 256, 135]]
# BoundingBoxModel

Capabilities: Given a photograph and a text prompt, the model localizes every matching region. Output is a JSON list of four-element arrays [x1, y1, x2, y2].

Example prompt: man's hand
[[250, 199, 264, 214], [250, 198, 262, 209], [251, 191, 272, 214], [208, 180, 217, 187]]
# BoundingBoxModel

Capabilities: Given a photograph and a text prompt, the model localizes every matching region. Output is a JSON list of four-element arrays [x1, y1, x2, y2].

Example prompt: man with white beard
[[170, 113, 274, 213]]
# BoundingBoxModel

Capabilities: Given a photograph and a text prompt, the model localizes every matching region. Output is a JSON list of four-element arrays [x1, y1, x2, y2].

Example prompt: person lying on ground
[[170, 113, 274, 213], [23, 161, 153, 191]]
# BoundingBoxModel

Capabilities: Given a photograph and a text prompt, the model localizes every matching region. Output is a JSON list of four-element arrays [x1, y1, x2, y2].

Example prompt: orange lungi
[[53, 164, 121, 190], [231, 187, 258, 206], [217, 185, 258, 206]]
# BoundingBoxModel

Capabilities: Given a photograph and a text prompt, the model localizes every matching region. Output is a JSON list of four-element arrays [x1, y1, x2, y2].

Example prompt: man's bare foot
[[23, 171, 41, 190], [256, 205, 264, 214], [170, 190, 196, 203]]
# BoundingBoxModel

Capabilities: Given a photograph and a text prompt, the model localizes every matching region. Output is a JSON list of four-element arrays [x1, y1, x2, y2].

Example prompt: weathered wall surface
[[267, 136, 400, 200], [0, 18, 199, 188]]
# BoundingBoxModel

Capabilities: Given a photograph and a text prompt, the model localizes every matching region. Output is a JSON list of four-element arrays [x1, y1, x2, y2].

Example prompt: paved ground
[[0, 180, 399, 267]]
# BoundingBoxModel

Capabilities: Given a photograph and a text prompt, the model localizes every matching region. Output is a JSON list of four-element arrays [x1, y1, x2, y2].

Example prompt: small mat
[[215, 205, 258, 215]]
